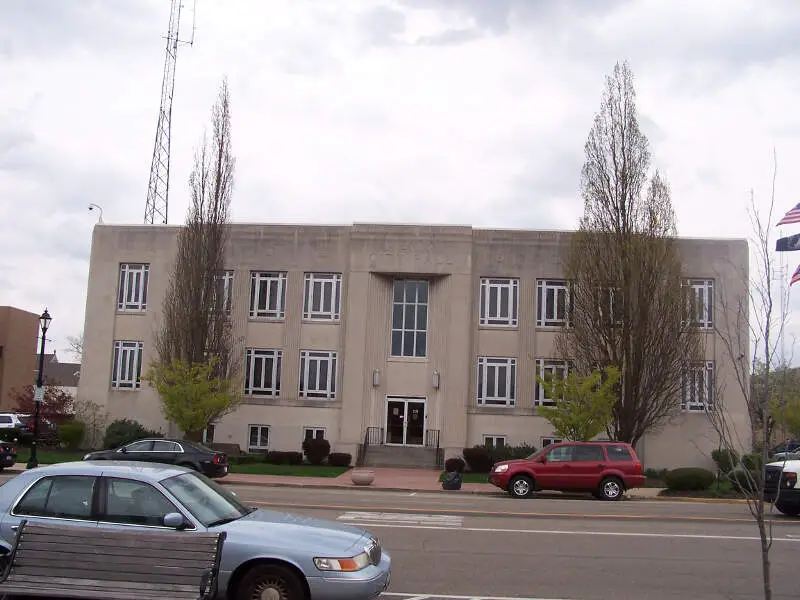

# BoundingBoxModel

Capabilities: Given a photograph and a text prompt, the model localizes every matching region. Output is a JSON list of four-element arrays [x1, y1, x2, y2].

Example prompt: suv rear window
[[606, 445, 633, 461]]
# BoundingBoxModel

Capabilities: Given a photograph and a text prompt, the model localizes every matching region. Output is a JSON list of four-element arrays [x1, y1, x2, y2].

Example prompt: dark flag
[[776, 233, 800, 252]]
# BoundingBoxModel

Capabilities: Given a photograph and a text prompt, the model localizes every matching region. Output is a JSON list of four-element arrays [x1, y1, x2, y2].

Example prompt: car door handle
[[10, 525, 17, 531]]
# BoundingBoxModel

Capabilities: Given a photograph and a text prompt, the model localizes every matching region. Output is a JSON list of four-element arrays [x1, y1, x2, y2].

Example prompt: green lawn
[[228, 463, 348, 477], [438, 471, 489, 484], [13, 449, 85, 466]]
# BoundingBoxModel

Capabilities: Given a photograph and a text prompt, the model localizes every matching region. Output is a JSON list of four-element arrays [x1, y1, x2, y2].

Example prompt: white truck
[[764, 458, 800, 517]]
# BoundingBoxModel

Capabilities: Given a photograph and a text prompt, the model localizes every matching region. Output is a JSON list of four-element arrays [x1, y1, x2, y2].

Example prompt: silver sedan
[[0, 461, 391, 600]]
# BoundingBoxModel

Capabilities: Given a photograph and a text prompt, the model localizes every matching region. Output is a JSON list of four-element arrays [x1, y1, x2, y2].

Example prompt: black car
[[82, 438, 229, 478], [0, 441, 16, 472]]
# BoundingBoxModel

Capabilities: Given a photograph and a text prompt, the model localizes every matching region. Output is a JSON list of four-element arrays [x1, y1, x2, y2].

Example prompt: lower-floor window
[[484, 435, 506, 449], [248, 425, 270, 452], [303, 427, 326, 442], [202, 424, 216, 444], [541, 436, 562, 448]]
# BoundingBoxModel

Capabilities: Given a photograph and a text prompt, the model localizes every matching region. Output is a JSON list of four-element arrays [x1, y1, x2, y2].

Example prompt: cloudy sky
[[2, 0, 800, 361]]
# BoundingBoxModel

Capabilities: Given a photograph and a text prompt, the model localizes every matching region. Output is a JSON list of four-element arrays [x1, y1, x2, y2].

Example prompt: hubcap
[[513, 479, 530, 496], [253, 579, 288, 600], [604, 481, 621, 498]]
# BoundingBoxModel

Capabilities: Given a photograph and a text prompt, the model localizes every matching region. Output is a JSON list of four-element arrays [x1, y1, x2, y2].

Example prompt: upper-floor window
[[213, 270, 234, 314], [598, 285, 622, 326], [303, 273, 342, 321], [685, 279, 713, 329], [682, 361, 714, 412], [250, 271, 287, 319], [391, 280, 428, 357], [244, 348, 282, 397], [299, 350, 337, 399], [479, 278, 519, 327], [534, 358, 569, 407], [536, 279, 570, 327], [477, 357, 516, 407], [118, 263, 149, 312], [112, 340, 143, 390]]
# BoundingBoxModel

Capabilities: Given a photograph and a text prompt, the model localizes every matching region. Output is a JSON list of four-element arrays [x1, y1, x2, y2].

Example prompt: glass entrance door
[[385, 398, 426, 446]]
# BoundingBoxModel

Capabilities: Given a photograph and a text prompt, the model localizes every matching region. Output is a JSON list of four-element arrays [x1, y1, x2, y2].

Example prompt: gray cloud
[[358, 5, 406, 47]]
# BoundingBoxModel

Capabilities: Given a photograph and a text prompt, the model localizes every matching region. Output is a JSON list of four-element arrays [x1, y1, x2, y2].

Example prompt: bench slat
[[20, 531, 219, 550], [15, 543, 218, 562], [15, 549, 214, 570], [0, 582, 198, 600], [21, 523, 219, 541], [5, 574, 199, 593], [9, 565, 203, 585]]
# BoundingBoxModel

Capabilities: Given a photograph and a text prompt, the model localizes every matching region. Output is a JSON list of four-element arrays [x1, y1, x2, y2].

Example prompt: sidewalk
[[5, 464, 665, 498]]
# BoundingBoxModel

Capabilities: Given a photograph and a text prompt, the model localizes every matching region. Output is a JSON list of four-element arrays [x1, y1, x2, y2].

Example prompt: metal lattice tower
[[144, 0, 195, 225]]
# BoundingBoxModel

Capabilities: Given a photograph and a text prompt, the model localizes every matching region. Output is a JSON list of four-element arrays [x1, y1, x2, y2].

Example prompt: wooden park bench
[[0, 520, 226, 600]]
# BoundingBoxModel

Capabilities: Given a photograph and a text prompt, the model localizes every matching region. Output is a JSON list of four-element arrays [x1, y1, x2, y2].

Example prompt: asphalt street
[[1, 474, 799, 599]]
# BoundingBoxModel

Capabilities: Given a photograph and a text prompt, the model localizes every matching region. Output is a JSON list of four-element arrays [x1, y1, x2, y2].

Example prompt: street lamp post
[[27, 308, 52, 470]]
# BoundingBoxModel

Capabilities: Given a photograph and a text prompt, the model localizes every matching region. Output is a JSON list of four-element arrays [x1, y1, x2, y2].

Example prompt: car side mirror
[[163, 512, 187, 530]]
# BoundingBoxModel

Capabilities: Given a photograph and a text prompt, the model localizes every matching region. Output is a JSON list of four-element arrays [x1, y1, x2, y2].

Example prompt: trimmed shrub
[[444, 457, 466, 473], [328, 452, 352, 467], [644, 467, 669, 479], [741, 453, 763, 472], [302, 438, 331, 466], [712, 449, 739, 474], [58, 421, 85, 450], [462, 446, 493, 473], [728, 469, 758, 493], [664, 467, 715, 491], [228, 453, 261, 465], [265, 451, 304, 465], [489, 443, 537, 464], [103, 419, 163, 450]]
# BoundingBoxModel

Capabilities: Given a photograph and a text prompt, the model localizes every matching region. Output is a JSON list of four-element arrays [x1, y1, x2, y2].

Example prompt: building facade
[[0, 306, 39, 411], [77, 223, 751, 470]]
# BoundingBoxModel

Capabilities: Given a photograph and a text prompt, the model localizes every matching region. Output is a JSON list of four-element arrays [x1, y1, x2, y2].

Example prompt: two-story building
[[77, 223, 751, 470]]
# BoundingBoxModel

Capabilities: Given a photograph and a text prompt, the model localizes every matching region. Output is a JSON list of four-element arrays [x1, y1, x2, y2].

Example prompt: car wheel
[[598, 476, 624, 501], [775, 502, 800, 518], [237, 563, 305, 600], [508, 475, 534, 499]]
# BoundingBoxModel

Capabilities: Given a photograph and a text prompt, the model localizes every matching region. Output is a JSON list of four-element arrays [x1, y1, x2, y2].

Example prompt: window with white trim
[[534, 359, 569, 407], [303, 427, 326, 442], [202, 424, 215, 445], [541, 436, 563, 448], [248, 425, 270, 452], [477, 357, 516, 407], [213, 270, 234, 314], [536, 279, 570, 327], [244, 349, 282, 396], [681, 361, 714, 412], [685, 279, 713, 329], [303, 273, 342, 321], [250, 271, 287, 319], [299, 350, 337, 399], [117, 264, 149, 312], [598, 286, 622, 326], [391, 280, 428, 357], [111, 341, 143, 390], [479, 278, 519, 327], [484, 435, 506, 449]]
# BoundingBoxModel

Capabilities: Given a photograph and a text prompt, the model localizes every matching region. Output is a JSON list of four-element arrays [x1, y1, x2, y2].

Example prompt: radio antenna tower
[[144, 0, 196, 225]]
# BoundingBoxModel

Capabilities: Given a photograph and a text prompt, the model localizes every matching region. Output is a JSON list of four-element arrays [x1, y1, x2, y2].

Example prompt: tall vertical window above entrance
[[391, 280, 428, 358]]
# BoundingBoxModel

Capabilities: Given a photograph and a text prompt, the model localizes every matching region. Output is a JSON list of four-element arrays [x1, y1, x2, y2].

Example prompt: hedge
[[664, 467, 715, 491]]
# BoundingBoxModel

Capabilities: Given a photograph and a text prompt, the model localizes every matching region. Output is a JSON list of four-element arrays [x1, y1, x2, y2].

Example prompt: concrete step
[[364, 445, 440, 468]]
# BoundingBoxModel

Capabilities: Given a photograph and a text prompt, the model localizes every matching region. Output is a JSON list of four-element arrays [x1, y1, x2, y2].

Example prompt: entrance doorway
[[385, 397, 426, 446]]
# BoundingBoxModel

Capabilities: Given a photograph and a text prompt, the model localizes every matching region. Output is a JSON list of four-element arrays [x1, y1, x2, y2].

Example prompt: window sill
[[242, 397, 342, 408], [115, 310, 147, 316], [469, 406, 540, 416], [478, 325, 519, 331], [109, 387, 142, 392], [248, 317, 285, 323], [301, 318, 341, 324], [387, 356, 429, 363]]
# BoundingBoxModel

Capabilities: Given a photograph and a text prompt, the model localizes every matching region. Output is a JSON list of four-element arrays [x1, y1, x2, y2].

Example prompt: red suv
[[488, 441, 646, 500]]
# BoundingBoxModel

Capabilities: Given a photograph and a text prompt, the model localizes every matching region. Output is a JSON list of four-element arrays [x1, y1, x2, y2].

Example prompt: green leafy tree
[[143, 358, 239, 438], [536, 367, 621, 441]]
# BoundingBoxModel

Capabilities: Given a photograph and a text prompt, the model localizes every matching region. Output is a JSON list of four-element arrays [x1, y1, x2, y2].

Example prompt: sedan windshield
[[161, 472, 251, 527]]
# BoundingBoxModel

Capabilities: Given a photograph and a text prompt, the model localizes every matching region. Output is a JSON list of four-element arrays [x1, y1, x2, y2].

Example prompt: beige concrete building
[[77, 223, 750, 470], [0, 306, 40, 411]]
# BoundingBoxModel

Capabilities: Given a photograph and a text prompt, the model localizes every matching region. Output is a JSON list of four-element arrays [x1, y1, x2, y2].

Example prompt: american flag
[[792, 264, 800, 286], [778, 202, 800, 226]]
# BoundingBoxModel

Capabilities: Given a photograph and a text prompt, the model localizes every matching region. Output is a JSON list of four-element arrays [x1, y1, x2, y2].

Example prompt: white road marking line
[[338, 511, 464, 526], [381, 593, 574, 600], [355, 521, 800, 542]]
